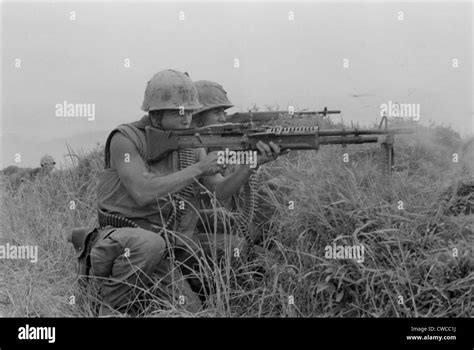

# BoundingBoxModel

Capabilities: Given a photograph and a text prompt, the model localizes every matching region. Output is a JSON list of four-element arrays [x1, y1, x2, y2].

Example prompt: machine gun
[[146, 118, 414, 179], [226, 107, 341, 124]]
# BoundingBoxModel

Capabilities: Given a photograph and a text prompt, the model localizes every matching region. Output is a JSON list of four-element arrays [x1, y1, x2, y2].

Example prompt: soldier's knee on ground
[[91, 227, 166, 279], [89, 228, 168, 313], [130, 229, 167, 265]]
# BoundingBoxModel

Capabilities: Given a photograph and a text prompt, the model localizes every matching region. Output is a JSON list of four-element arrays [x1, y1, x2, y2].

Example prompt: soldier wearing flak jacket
[[70, 70, 281, 315]]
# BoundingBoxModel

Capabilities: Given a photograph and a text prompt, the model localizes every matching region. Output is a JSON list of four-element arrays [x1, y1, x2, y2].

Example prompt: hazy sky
[[1, 1, 472, 168]]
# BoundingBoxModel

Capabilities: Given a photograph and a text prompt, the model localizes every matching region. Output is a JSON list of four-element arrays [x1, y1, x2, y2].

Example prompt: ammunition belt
[[171, 148, 197, 230], [234, 169, 262, 247], [97, 209, 170, 241], [98, 209, 139, 229]]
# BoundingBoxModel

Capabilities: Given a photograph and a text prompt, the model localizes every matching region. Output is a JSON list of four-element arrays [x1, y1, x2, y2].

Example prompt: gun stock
[[145, 128, 180, 162]]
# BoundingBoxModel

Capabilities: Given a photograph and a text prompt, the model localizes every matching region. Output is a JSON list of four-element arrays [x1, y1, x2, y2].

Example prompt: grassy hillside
[[0, 122, 472, 317]]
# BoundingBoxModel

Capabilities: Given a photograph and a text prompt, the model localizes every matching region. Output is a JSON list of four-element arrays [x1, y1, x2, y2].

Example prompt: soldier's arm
[[110, 132, 204, 207]]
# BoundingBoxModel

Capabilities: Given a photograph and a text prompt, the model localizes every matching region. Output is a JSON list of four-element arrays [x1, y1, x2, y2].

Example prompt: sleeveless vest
[[96, 115, 201, 233]]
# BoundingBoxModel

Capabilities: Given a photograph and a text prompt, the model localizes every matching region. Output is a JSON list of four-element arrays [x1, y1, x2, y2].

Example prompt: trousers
[[89, 226, 246, 314]]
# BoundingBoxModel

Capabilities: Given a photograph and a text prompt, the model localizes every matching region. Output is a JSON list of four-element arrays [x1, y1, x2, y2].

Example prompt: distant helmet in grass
[[193, 80, 234, 116], [40, 154, 56, 168], [141, 70, 202, 112]]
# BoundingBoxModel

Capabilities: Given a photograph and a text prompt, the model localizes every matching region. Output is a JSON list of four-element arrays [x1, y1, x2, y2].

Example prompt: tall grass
[[0, 124, 472, 317]]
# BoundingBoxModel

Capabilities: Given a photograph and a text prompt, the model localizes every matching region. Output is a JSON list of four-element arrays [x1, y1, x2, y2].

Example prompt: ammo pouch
[[70, 226, 116, 279]]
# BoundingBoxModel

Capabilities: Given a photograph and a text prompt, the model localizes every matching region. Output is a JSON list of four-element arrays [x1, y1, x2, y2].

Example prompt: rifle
[[226, 107, 341, 124], [145, 120, 414, 179]]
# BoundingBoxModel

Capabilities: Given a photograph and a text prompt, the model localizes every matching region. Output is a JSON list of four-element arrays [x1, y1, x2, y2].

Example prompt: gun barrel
[[319, 136, 379, 145], [297, 110, 341, 115], [318, 128, 414, 136]]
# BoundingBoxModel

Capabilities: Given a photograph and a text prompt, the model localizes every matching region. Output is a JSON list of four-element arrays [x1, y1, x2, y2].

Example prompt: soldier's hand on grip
[[198, 151, 226, 176], [256, 141, 281, 167]]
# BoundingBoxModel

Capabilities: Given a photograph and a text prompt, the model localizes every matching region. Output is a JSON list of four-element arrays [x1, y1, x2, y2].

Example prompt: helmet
[[40, 154, 55, 167], [193, 80, 234, 116], [141, 70, 202, 111]]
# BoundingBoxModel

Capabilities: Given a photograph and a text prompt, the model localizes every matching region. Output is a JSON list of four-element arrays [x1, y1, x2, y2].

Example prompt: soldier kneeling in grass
[[68, 70, 280, 315], [3, 154, 56, 189]]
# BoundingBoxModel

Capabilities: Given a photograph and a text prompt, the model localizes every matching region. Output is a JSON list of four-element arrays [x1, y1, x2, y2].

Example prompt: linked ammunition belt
[[234, 170, 262, 247], [171, 148, 197, 230], [97, 209, 170, 238], [98, 209, 139, 229]]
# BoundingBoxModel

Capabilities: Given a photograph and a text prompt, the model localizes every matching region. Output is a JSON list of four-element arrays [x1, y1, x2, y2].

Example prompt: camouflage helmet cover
[[193, 80, 234, 116], [141, 69, 202, 112], [40, 154, 55, 167]]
